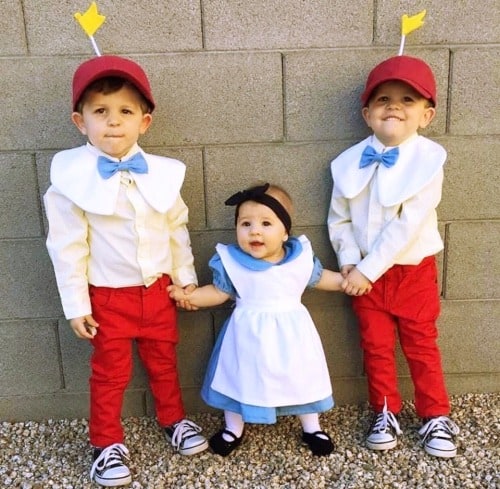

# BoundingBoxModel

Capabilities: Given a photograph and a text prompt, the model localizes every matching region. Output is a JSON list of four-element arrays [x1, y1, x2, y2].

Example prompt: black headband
[[225, 183, 292, 233]]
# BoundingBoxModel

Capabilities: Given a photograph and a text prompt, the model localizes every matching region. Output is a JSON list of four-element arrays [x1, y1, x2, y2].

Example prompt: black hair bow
[[225, 183, 270, 206]]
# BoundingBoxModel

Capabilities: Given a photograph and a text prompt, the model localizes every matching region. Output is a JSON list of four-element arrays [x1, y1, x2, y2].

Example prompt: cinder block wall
[[0, 1, 498, 421]]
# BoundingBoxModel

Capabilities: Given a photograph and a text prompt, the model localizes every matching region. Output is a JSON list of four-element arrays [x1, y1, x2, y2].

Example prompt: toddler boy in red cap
[[328, 55, 459, 458], [44, 55, 208, 487]]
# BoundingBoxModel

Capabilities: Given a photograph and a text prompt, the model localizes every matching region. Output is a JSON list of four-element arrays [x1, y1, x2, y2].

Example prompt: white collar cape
[[331, 135, 446, 206], [50, 143, 185, 214]]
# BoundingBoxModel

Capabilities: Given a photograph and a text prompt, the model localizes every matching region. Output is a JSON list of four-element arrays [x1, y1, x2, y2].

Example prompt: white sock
[[223, 410, 244, 441], [299, 413, 324, 435]]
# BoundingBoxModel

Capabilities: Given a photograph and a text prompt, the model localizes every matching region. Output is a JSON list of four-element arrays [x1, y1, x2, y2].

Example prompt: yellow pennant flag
[[74, 2, 106, 37], [401, 9, 426, 36]]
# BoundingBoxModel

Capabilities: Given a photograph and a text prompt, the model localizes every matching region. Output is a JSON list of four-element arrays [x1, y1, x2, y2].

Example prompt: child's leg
[[136, 275, 185, 426], [89, 286, 136, 448], [398, 317, 450, 417], [224, 410, 245, 438], [298, 412, 321, 434], [353, 297, 402, 414], [394, 256, 450, 418]]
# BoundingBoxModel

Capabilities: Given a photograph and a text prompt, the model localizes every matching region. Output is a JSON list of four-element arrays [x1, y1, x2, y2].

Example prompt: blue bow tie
[[97, 152, 149, 179], [359, 146, 399, 169]]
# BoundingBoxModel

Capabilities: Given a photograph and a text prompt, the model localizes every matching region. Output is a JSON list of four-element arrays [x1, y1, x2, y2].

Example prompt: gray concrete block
[[0, 319, 61, 395], [444, 221, 499, 300], [139, 53, 283, 146], [375, 1, 500, 46], [204, 142, 348, 229], [440, 137, 500, 221], [177, 311, 214, 386], [203, 0, 373, 50], [284, 49, 448, 142], [439, 301, 500, 373], [449, 48, 500, 136], [0, 1, 27, 55], [310, 303, 363, 378], [0, 153, 43, 238], [24, 0, 202, 56], [0, 239, 62, 319], [0, 57, 86, 151]]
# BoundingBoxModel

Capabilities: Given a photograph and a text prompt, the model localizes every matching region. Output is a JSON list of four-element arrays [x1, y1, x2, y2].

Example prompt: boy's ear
[[361, 107, 372, 128], [71, 112, 87, 135], [419, 106, 436, 129], [139, 113, 153, 134]]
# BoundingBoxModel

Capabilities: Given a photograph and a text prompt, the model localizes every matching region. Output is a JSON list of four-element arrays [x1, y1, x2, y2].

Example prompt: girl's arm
[[314, 269, 344, 292], [168, 283, 231, 308]]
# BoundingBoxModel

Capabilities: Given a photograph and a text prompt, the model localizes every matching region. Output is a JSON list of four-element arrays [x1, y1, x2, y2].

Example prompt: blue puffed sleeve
[[308, 256, 324, 288], [208, 253, 237, 296]]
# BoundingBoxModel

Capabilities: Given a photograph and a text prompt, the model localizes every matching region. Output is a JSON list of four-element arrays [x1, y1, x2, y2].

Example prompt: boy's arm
[[168, 284, 230, 308], [327, 188, 362, 268], [314, 269, 344, 292], [44, 187, 92, 319], [167, 195, 198, 286]]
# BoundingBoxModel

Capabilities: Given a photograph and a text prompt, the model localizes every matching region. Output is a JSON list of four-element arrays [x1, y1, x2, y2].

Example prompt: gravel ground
[[0, 392, 498, 488]]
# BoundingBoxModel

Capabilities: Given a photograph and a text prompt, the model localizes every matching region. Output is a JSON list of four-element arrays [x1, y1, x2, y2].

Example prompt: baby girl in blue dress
[[169, 183, 343, 456]]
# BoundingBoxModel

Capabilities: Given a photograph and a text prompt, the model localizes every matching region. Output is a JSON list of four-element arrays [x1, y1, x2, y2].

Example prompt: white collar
[[50, 144, 185, 214], [331, 135, 446, 206]]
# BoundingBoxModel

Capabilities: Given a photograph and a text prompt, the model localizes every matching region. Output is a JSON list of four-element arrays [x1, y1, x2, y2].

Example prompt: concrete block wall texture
[[0, 0, 498, 421]]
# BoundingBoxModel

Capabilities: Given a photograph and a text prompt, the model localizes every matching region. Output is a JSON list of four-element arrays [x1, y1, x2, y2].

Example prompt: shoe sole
[[366, 439, 397, 450], [176, 439, 209, 456], [424, 445, 457, 458], [93, 474, 132, 487]]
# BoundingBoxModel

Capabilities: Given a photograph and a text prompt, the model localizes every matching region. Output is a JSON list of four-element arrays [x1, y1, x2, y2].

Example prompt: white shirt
[[44, 143, 197, 319], [328, 134, 446, 282]]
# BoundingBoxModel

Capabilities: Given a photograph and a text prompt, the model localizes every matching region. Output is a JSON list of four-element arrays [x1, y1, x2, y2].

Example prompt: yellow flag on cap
[[74, 2, 106, 56], [399, 9, 426, 55]]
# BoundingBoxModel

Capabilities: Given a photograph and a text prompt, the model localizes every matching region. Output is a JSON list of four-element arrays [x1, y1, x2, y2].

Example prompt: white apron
[[210, 235, 332, 407]]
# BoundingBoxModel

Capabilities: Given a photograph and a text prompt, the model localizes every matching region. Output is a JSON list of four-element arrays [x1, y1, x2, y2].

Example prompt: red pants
[[352, 256, 450, 418], [88, 275, 185, 447]]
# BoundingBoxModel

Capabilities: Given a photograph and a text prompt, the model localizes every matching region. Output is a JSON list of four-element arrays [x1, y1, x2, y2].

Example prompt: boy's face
[[71, 85, 152, 159], [362, 80, 436, 147], [236, 200, 288, 263]]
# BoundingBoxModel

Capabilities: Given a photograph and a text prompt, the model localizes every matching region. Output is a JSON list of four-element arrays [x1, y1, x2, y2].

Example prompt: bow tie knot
[[97, 152, 149, 179], [359, 145, 399, 169]]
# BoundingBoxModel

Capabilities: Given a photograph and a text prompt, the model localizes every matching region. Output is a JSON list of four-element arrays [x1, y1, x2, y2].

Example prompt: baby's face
[[71, 86, 152, 159], [362, 81, 435, 147], [236, 200, 288, 263]]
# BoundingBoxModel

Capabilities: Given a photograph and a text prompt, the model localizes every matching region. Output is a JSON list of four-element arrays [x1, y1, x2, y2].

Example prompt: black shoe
[[90, 443, 131, 487], [209, 429, 244, 456], [164, 419, 208, 455], [302, 430, 335, 456]]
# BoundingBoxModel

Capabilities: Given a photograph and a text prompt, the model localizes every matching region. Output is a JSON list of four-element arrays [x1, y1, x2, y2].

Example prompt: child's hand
[[167, 284, 199, 311], [340, 264, 355, 279], [342, 268, 372, 296], [69, 315, 99, 339]]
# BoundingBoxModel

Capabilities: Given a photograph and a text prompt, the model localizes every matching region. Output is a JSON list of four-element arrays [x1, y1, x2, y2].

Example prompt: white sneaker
[[366, 399, 402, 450], [165, 419, 208, 455], [90, 443, 131, 487], [419, 416, 460, 458]]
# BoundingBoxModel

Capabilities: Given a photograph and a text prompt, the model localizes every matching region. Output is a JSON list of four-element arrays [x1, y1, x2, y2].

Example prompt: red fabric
[[88, 275, 184, 447], [352, 256, 450, 417]]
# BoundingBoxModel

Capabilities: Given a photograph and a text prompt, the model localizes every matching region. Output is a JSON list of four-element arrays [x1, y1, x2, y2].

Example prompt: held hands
[[168, 283, 198, 311], [340, 265, 372, 296], [69, 315, 99, 339]]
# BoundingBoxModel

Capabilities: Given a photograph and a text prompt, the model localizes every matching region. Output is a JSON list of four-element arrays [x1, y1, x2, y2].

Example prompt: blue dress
[[201, 235, 334, 424]]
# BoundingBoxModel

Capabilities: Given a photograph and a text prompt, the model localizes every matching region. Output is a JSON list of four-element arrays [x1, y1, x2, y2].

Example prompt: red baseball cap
[[361, 55, 437, 107], [72, 55, 155, 112]]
